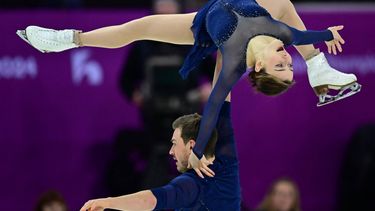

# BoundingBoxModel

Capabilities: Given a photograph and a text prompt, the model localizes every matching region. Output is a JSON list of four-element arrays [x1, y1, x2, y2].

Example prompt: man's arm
[[80, 190, 156, 211], [80, 175, 199, 211]]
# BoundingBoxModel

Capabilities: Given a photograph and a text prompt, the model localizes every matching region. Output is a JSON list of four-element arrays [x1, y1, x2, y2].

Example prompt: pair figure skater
[[80, 60, 239, 210], [18, 0, 361, 201]]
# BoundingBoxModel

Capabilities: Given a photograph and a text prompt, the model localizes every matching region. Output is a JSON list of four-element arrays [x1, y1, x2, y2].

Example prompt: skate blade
[[327, 82, 357, 90], [16, 30, 48, 53], [317, 83, 361, 107]]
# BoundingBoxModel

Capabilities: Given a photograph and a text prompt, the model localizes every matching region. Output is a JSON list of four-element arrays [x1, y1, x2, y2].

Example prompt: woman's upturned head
[[249, 39, 295, 96]]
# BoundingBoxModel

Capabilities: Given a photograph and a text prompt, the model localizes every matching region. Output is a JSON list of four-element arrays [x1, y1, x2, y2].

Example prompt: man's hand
[[80, 198, 110, 211], [188, 152, 215, 178], [326, 25, 345, 55]]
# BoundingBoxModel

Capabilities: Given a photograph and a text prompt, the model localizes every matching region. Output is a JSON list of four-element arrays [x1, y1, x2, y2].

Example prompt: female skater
[[17, 0, 360, 177]]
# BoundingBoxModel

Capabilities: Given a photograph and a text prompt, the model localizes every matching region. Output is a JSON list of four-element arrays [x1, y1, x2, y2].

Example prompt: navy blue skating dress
[[179, 0, 333, 158]]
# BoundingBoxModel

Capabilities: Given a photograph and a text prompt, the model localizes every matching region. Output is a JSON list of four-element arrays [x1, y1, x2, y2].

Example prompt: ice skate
[[306, 52, 361, 107], [16, 26, 79, 53]]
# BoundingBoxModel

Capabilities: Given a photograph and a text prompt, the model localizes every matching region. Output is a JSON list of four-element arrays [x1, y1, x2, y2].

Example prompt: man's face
[[169, 128, 192, 173]]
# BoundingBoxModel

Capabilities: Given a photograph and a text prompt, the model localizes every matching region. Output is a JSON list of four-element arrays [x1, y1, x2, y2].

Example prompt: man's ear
[[188, 139, 196, 149]]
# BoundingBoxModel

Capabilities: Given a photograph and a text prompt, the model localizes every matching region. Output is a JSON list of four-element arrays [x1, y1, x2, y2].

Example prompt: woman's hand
[[188, 152, 215, 178], [326, 25, 345, 55]]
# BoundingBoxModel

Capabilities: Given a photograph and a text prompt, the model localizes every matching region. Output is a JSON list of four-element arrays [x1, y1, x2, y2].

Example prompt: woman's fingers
[[194, 168, 205, 178], [328, 25, 345, 46], [332, 43, 337, 55], [204, 165, 215, 176], [200, 165, 215, 177], [335, 40, 343, 53], [336, 32, 345, 44], [200, 167, 213, 177], [339, 37, 345, 45], [336, 25, 344, 31], [326, 42, 332, 54]]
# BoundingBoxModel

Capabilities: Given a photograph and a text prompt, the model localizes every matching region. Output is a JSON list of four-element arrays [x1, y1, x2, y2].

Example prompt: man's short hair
[[172, 113, 218, 158]]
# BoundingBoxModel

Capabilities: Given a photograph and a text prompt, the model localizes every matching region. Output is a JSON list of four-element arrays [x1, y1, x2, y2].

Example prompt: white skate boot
[[307, 52, 361, 107], [16, 26, 79, 53]]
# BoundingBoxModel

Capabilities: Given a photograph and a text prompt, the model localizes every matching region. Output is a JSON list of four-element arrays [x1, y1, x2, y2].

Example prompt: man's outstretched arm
[[80, 190, 156, 211], [80, 175, 199, 211]]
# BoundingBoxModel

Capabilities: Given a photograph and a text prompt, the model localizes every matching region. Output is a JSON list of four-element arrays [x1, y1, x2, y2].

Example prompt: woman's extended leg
[[80, 13, 197, 48], [18, 12, 197, 52]]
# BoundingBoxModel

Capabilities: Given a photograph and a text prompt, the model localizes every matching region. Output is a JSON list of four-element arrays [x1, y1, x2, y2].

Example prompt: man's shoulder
[[170, 171, 200, 185]]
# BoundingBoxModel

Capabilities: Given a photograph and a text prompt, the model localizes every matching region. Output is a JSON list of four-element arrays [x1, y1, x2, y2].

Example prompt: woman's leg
[[79, 13, 197, 48], [275, 0, 319, 60]]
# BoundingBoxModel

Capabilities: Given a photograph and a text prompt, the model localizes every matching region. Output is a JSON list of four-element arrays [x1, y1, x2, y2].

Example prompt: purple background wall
[[1, 7, 375, 211]]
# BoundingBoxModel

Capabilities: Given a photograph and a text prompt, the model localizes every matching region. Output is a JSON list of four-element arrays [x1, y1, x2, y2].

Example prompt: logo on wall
[[71, 49, 103, 86], [0, 56, 37, 79]]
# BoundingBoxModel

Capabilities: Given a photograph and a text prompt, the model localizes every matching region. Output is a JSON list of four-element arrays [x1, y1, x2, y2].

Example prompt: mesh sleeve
[[287, 25, 334, 46], [215, 102, 237, 159], [193, 44, 245, 159]]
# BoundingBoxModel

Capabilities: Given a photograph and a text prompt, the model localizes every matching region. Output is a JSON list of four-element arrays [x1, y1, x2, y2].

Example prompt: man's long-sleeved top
[[151, 102, 241, 210]]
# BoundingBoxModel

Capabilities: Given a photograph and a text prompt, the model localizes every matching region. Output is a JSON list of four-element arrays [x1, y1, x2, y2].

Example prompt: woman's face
[[257, 39, 294, 82], [271, 181, 296, 211]]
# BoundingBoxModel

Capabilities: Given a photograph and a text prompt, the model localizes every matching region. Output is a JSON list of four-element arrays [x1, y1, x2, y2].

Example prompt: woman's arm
[[286, 24, 345, 55], [269, 1, 345, 54], [212, 51, 230, 102], [188, 47, 244, 177]]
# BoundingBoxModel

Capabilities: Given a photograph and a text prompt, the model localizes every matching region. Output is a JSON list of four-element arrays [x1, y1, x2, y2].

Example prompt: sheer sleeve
[[277, 21, 334, 46], [215, 102, 237, 159], [289, 26, 333, 46], [193, 45, 245, 159], [151, 175, 200, 210]]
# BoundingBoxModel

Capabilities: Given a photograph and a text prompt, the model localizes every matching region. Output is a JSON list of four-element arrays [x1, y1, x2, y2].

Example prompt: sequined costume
[[179, 0, 334, 159]]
